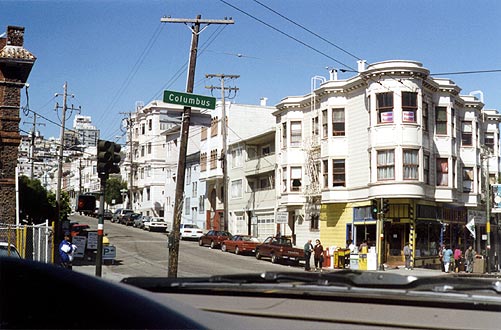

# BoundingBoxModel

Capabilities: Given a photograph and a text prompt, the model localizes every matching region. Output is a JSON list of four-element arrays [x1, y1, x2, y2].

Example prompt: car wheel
[[271, 254, 278, 264], [221, 244, 226, 252], [235, 246, 240, 255], [210, 241, 215, 249], [199, 239, 203, 246], [255, 250, 261, 260]]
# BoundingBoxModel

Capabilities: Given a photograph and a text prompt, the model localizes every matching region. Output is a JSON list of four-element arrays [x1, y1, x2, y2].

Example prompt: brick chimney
[[0, 26, 36, 225]]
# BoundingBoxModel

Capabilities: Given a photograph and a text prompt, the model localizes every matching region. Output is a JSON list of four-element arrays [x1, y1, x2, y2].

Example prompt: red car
[[70, 224, 90, 237], [198, 230, 232, 249], [221, 235, 260, 255]]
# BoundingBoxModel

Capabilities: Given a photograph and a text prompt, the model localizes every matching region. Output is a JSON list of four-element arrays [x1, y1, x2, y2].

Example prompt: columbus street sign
[[163, 90, 216, 110]]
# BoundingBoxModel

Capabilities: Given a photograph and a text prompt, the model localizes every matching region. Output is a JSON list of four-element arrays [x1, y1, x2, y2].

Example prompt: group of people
[[439, 244, 476, 273], [304, 239, 324, 271]]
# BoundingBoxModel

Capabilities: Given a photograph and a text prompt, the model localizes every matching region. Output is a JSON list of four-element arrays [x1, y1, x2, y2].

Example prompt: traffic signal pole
[[95, 177, 106, 277], [161, 15, 234, 278]]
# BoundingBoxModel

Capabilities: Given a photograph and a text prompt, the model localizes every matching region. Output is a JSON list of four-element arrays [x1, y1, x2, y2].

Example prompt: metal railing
[[0, 221, 53, 263]]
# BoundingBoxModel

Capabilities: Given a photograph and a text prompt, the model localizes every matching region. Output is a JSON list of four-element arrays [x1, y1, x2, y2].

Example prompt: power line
[[251, 0, 361, 61], [218, 0, 355, 71]]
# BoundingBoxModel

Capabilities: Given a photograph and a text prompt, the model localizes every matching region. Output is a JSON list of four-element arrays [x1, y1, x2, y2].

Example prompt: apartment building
[[275, 60, 500, 268], [199, 100, 276, 232], [227, 129, 277, 240]]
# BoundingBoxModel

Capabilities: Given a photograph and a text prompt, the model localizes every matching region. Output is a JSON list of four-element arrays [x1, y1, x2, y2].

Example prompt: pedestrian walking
[[453, 246, 462, 273], [465, 245, 475, 273], [438, 244, 445, 272], [313, 239, 324, 271], [59, 232, 77, 270], [303, 239, 313, 271], [442, 245, 453, 273], [403, 242, 412, 270]]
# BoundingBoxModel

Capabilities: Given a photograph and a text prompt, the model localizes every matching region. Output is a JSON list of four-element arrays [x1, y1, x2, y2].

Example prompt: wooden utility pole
[[120, 111, 135, 209], [205, 74, 239, 231], [54, 82, 79, 257], [161, 15, 234, 278]]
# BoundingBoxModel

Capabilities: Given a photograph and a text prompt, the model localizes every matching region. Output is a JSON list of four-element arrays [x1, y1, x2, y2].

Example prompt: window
[[185, 197, 190, 215], [322, 109, 328, 138], [311, 116, 319, 137], [147, 142, 152, 154], [435, 107, 447, 135], [282, 167, 287, 192], [146, 188, 150, 201], [310, 213, 319, 230], [282, 122, 287, 148], [141, 124, 145, 135], [290, 166, 302, 191], [200, 153, 207, 172], [376, 92, 394, 123], [231, 179, 243, 198], [436, 158, 449, 186], [461, 122, 472, 146], [232, 147, 243, 167], [260, 177, 271, 190], [148, 119, 152, 131], [403, 149, 419, 180], [261, 145, 270, 156], [141, 146, 145, 157], [377, 150, 395, 180], [422, 102, 429, 131], [290, 121, 302, 147], [199, 196, 205, 213], [186, 167, 191, 185], [332, 159, 346, 186], [332, 108, 345, 136], [423, 155, 430, 185], [485, 132, 495, 150], [247, 146, 257, 160], [463, 167, 474, 192], [402, 92, 417, 123], [201, 127, 208, 140], [322, 160, 329, 188], [210, 150, 217, 169], [211, 117, 218, 137]]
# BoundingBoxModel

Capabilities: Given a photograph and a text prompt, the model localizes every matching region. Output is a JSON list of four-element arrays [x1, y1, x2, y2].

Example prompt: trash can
[[350, 254, 359, 270], [337, 249, 346, 269], [473, 256, 485, 273]]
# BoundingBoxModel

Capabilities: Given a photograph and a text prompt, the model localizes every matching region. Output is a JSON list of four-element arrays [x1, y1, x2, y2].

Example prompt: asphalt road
[[70, 214, 297, 281]]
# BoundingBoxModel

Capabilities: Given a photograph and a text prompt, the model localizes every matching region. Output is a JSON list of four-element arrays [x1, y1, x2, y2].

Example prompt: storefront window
[[415, 222, 441, 257]]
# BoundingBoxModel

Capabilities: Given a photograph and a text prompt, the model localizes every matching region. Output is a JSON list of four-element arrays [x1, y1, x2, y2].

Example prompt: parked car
[[255, 236, 305, 265], [133, 215, 150, 229], [103, 210, 113, 220], [180, 224, 204, 240], [122, 213, 140, 226], [198, 230, 232, 249], [221, 235, 260, 255], [144, 217, 168, 232], [0, 242, 21, 258], [112, 208, 133, 223]]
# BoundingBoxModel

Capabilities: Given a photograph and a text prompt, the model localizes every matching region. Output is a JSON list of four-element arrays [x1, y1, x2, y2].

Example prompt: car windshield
[[0, 245, 21, 258]]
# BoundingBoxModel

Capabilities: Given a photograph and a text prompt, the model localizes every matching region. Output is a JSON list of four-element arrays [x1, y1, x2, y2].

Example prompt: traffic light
[[371, 199, 378, 219], [77, 194, 96, 212], [383, 199, 390, 215], [97, 139, 121, 178]]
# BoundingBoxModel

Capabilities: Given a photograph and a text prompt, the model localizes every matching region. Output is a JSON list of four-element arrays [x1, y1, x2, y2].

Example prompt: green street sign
[[163, 90, 216, 110]]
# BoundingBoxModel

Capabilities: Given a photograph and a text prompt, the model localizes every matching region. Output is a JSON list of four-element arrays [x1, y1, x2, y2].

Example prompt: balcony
[[245, 152, 275, 176]]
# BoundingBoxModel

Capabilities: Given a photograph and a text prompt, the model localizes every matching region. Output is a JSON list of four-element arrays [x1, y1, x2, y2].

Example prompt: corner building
[[274, 60, 500, 268]]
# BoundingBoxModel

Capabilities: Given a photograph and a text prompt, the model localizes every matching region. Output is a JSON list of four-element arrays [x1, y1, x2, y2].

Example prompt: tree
[[105, 176, 127, 207], [18, 175, 54, 224], [47, 190, 71, 221]]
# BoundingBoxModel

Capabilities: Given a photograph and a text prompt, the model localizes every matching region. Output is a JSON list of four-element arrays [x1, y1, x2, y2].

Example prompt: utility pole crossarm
[[161, 17, 234, 25]]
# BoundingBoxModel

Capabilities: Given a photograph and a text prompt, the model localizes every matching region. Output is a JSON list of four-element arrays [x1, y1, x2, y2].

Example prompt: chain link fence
[[0, 221, 53, 263]]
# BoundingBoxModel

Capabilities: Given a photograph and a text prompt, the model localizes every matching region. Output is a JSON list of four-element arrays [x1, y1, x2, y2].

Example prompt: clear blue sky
[[2, 0, 501, 141]]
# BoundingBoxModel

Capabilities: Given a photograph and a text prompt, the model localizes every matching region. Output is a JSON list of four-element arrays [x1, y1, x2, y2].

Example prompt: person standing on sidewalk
[[465, 245, 475, 273], [453, 246, 462, 273], [313, 239, 324, 271], [59, 233, 77, 270], [403, 242, 412, 270], [442, 245, 453, 273], [303, 239, 313, 271]]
